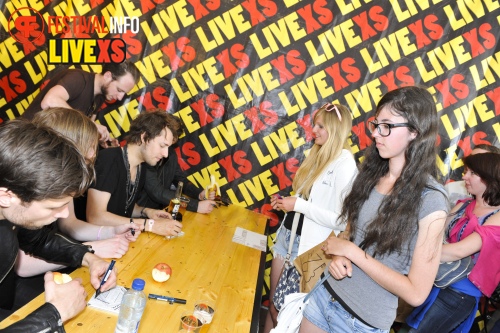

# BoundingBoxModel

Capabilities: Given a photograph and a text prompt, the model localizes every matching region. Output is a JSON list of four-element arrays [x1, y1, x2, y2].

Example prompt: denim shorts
[[271, 226, 300, 261], [303, 284, 389, 333]]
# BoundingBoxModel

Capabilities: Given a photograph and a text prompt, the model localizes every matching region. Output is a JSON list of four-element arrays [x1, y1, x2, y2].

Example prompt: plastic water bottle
[[115, 279, 147, 333]]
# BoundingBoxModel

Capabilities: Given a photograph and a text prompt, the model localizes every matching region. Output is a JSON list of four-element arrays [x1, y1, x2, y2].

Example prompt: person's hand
[[146, 208, 172, 220], [95, 123, 111, 143], [44, 271, 87, 322], [337, 230, 350, 240], [102, 138, 119, 148], [83, 254, 117, 292], [84, 237, 130, 259], [197, 200, 216, 214], [328, 255, 353, 280], [322, 234, 352, 257], [199, 189, 216, 200], [280, 196, 296, 212], [271, 195, 296, 212], [113, 223, 141, 242], [152, 218, 183, 236]]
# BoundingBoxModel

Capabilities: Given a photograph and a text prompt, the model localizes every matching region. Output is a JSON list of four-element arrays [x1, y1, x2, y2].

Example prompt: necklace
[[121, 145, 141, 215]]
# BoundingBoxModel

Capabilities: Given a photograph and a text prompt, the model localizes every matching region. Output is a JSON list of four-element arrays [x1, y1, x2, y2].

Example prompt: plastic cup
[[194, 300, 216, 324], [179, 310, 204, 332]]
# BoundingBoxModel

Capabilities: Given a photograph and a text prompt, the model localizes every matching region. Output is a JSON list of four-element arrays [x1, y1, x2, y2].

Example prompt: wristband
[[148, 219, 155, 232], [97, 226, 104, 241], [86, 245, 95, 254]]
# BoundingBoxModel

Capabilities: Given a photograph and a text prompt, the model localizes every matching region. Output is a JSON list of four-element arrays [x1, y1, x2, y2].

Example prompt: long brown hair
[[342, 86, 445, 257], [32, 107, 99, 166]]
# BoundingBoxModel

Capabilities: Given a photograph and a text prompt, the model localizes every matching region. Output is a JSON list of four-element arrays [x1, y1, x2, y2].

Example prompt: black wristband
[[140, 207, 147, 218]]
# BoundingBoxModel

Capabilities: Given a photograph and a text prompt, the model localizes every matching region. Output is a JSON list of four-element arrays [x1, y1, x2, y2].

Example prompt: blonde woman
[[16, 108, 140, 278], [264, 103, 357, 332]]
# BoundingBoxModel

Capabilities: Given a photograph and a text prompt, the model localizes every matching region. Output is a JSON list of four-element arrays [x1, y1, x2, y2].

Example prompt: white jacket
[[292, 149, 358, 255]]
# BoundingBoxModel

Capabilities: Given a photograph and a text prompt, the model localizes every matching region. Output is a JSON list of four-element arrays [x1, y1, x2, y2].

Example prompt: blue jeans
[[303, 284, 388, 333], [408, 287, 476, 332], [271, 226, 300, 261]]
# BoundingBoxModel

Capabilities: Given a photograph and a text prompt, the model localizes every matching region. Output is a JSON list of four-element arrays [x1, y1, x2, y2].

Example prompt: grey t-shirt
[[325, 179, 449, 330]]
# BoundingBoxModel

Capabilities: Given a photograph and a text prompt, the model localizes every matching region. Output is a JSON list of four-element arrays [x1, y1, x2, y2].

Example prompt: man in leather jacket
[[0, 120, 117, 332]]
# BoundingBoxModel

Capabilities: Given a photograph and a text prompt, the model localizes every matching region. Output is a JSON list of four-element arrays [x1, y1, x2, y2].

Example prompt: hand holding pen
[[94, 259, 116, 297], [130, 219, 136, 236]]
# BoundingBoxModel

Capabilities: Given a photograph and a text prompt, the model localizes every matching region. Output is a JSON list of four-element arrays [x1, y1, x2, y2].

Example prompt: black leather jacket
[[0, 220, 91, 333]]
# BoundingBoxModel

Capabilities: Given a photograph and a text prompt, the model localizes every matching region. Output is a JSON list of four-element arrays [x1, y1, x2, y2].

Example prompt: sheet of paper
[[87, 286, 127, 314], [232, 227, 266, 252]]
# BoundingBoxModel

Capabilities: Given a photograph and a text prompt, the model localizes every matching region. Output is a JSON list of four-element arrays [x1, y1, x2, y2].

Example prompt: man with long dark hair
[[76, 110, 184, 238]]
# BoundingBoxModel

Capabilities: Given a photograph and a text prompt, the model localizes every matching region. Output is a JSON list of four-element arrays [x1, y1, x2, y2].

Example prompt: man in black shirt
[[80, 110, 183, 238], [23, 61, 140, 147]]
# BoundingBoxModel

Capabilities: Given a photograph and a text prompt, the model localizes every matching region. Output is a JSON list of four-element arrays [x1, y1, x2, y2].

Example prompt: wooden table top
[[0, 204, 268, 333]]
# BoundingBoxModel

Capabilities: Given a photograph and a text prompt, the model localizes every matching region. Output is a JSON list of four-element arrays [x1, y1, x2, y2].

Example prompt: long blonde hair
[[292, 104, 353, 200], [32, 107, 99, 165]]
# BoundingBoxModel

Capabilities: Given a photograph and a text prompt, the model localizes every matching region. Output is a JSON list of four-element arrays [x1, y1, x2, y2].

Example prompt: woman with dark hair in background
[[407, 152, 500, 332]]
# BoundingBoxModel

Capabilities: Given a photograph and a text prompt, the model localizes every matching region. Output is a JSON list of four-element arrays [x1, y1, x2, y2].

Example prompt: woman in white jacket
[[263, 102, 357, 332]]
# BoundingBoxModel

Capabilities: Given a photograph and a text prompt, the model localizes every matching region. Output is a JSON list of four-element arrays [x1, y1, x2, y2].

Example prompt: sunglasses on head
[[321, 103, 342, 121]]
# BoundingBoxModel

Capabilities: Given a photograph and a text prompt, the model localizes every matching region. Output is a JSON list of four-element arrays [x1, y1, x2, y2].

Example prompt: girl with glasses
[[300, 86, 449, 333], [264, 103, 357, 332], [407, 152, 500, 332]]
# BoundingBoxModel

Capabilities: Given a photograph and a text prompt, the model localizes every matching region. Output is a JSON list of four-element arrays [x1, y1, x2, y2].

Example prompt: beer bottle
[[170, 181, 183, 221]]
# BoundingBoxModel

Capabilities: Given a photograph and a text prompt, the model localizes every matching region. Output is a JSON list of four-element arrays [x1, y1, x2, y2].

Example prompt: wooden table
[[0, 205, 268, 332]]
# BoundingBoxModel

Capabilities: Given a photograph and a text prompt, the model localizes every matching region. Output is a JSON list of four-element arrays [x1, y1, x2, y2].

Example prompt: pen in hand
[[130, 219, 135, 236], [95, 260, 116, 298]]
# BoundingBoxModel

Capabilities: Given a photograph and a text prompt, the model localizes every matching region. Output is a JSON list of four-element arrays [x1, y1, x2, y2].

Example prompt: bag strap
[[446, 200, 473, 238], [304, 272, 331, 303], [285, 212, 301, 263], [482, 208, 500, 225]]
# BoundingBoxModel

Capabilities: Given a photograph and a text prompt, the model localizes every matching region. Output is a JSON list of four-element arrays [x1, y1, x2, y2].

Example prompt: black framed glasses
[[368, 121, 412, 137]]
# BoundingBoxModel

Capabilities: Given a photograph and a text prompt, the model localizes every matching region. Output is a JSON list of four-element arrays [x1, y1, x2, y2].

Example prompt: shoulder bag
[[434, 200, 473, 288], [273, 212, 301, 311], [270, 273, 332, 333], [434, 255, 473, 288], [293, 231, 335, 293]]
